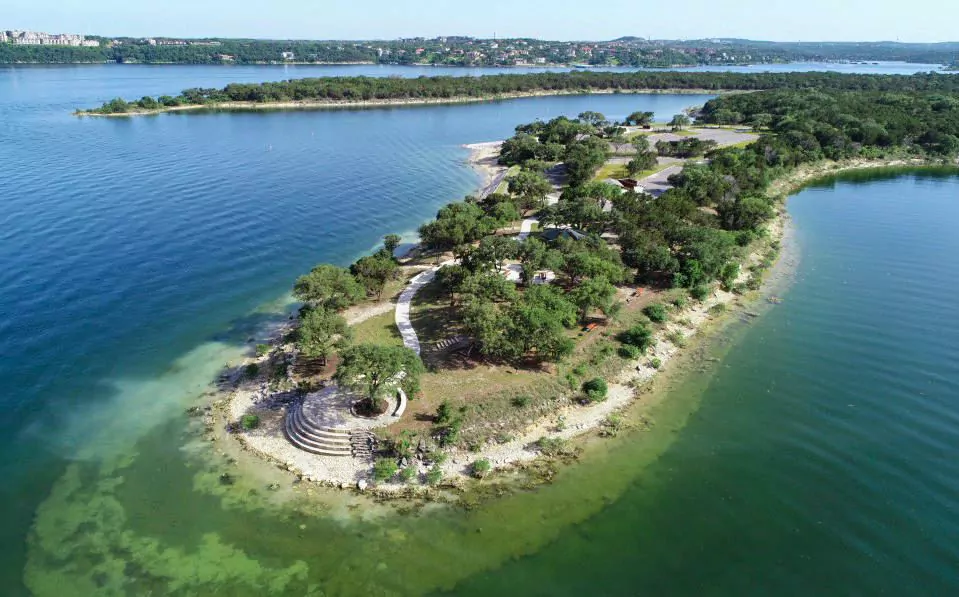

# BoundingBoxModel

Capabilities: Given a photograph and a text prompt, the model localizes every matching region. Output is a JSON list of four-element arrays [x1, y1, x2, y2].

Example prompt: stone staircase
[[430, 335, 470, 353], [350, 430, 376, 460], [284, 400, 352, 457]]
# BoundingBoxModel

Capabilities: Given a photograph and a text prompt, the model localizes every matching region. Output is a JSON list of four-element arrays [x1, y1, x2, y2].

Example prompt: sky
[[5, 0, 957, 42]]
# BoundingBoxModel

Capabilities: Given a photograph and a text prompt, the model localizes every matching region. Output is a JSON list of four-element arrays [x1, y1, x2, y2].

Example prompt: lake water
[[2, 65, 958, 596]]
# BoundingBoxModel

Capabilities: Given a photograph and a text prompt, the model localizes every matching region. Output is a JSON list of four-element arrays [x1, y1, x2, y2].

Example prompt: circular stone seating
[[284, 385, 394, 458]]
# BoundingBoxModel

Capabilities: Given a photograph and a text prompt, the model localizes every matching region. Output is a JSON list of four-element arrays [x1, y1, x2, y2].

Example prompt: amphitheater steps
[[284, 401, 352, 457]]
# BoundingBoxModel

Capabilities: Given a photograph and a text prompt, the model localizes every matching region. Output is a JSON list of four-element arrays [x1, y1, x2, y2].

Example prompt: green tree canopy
[[293, 264, 365, 311], [334, 344, 425, 411], [297, 307, 350, 360]]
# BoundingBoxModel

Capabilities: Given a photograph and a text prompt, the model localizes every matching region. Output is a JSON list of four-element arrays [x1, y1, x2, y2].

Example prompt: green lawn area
[[594, 162, 630, 180], [494, 165, 521, 194], [351, 311, 404, 347], [594, 159, 673, 182]]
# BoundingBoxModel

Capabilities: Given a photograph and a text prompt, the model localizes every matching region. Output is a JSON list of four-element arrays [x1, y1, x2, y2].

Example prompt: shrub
[[618, 344, 642, 359], [399, 466, 417, 483], [426, 450, 448, 466], [240, 414, 260, 430], [709, 303, 727, 315], [582, 377, 608, 402], [373, 458, 399, 482], [720, 263, 740, 291], [471, 459, 492, 479], [643, 303, 669, 323], [244, 363, 260, 378], [666, 331, 687, 348], [618, 324, 654, 353], [672, 296, 688, 309], [426, 465, 443, 486], [512, 395, 532, 408], [572, 364, 589, 377], [690, 284, 710, 301], [255, 343, 271, 357], [535, 436, 569, 456], [649, 358, 662, 369], [600, 414, 625, 437]]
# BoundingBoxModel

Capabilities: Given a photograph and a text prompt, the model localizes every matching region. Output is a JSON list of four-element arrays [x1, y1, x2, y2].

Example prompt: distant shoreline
[[75, 88, 733, 117]]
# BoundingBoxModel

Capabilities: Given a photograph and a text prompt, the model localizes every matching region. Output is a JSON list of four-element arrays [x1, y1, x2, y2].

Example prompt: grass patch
[[351, 311, 404, 347]]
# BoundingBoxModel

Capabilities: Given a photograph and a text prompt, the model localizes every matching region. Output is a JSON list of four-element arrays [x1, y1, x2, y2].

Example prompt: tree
[[293, 264, 365, 311], [335, 344, 425, 412], [351, 252, 398, 298], [568, 276, 617, 322], [469, 235, 520, 272], [296, 307, 350, 362], [669, 114, 692, 131], [508, 170, 553, 215], [418, 202, 492, 251], [627, 151, 658, 176], [435, 263, 469, 306], [578, 110, 608, 128], [518, 237, 563, 286], [383, 234, 402, 256], [624, 110, 654, 126], [631, 135, 651, 153]]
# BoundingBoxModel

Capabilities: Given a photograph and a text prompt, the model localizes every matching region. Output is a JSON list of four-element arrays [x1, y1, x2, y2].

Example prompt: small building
[[281, 51, 295, 61], [539, 227, 588, 243]]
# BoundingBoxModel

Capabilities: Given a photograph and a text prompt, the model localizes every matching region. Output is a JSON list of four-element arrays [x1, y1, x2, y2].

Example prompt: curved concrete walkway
[[395, 218, 539, 355]]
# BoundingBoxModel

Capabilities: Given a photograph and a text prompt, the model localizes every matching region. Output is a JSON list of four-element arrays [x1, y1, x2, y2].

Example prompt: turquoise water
[[4, 65, 959, 596]]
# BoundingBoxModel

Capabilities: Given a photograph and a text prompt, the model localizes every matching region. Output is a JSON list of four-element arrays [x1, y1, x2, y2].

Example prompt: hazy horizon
[[6, 0, 958, 44]]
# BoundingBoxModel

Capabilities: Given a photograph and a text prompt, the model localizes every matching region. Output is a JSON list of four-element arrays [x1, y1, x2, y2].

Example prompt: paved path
[[517, 217, 538, 241], [395, 219, 539, 355]]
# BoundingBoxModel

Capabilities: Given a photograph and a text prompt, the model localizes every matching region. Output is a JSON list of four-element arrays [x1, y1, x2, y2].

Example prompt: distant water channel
[[1, 66, 958, 596]]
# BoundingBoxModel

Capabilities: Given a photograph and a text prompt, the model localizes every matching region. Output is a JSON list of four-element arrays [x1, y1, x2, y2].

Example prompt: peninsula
[[77, 70, 959, 115], [202, 76, 959, 494]]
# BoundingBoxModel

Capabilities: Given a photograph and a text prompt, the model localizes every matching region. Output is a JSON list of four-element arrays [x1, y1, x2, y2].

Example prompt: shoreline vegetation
[[198, 75, 959, 502], [74, 70, 959, 116]]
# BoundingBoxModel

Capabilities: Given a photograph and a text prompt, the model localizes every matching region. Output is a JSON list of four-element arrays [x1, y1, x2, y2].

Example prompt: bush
[[244, 363, 260, 378], [535, 436, 569, 456], [471, 458, 492, 479], [649, 358, 662, 369], [618, 344, 642, 359], [572, 364, 588, 377], [512, 395, 531, 408], [240, 414, 260, 430], [373, 458, 399, 482], [255, 343, 271, 357], [666, 331, 687, 348], [399, 466, 417, 483], [618, 324, 654, 353], [600, 414, 625, 437], [582, 378, 608, 402], [720, 263, 740, 291], [643, 303, 669, 323], [426, 465, 443, 486], [672, 296, 688, 309], [690, 284, 710, 301]]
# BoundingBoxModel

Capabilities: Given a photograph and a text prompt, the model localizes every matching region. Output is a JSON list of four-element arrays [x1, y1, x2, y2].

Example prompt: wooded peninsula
[[79, 70, 959, 115], [217, 70, 959, 490]]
